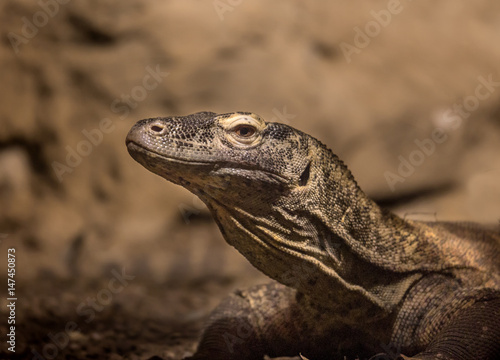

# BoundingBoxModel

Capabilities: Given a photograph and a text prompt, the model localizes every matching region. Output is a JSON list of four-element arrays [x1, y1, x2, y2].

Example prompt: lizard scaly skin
[[126, 112, 500, 360]]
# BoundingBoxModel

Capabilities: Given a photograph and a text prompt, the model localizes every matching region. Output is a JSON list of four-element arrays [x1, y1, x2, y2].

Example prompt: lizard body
[[126, 112, 500, 359]]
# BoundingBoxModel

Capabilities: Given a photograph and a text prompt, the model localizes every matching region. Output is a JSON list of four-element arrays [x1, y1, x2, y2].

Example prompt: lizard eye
[[220, 113, 265, 148], [233, 125, 256, 138]]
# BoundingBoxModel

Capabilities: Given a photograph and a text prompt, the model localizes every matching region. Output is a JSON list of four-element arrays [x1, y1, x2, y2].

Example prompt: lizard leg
[[185, 290, 267, 360], [404, 297, 500, 360], [185, 282, 352, 360], [185, 282, 302, 360], [185, 281, 378, 360]]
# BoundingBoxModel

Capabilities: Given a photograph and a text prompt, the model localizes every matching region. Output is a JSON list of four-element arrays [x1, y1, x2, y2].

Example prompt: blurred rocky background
[[0, 0, 499, 358]]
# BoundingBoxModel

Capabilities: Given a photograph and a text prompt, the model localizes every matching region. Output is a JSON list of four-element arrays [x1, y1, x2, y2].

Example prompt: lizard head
[[126, 111, 312, 200]]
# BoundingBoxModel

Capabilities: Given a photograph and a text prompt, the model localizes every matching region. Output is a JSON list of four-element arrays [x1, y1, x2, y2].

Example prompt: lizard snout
[[125, 118, 169, 146]]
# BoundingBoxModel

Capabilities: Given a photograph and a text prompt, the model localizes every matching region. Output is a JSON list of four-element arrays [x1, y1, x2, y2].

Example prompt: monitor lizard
[[126, 111, 500, 360]]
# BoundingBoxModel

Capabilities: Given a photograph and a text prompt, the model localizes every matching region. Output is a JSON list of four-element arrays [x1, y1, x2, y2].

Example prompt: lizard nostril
[[151, 125, 164, 133]]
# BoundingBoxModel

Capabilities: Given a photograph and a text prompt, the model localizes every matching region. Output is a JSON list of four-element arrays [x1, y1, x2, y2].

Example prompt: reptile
[[126, 111, 500, 360]]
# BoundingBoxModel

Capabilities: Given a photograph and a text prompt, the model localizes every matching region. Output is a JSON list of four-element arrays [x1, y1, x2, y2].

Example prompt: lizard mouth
[[126, 140, 214, 167], [126, 140, 291, 183]]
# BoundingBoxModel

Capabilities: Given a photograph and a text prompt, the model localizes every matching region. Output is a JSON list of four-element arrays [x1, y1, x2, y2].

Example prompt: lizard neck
[[313, 141, 418, 269], [303, 141, 426, 310]]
